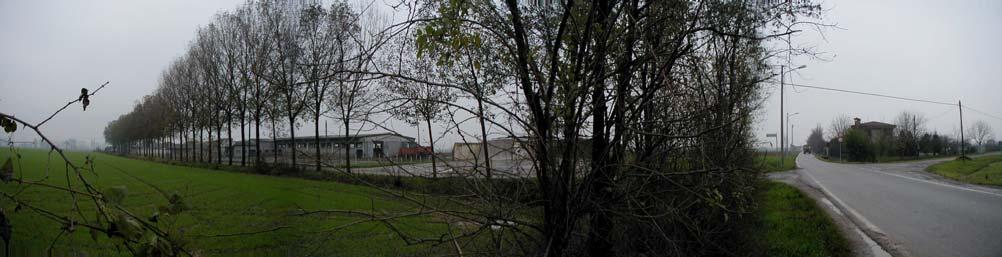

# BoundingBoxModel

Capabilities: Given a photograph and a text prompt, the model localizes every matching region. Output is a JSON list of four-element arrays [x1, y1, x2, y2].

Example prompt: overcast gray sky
[[759, 0, 1002, 147], [0, 0, 243, 146], [1, 0, 1000, 150]]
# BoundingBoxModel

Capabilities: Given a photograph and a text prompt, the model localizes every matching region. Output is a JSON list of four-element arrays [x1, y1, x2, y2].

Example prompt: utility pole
[[791, 124, 795, 151], [780, 65, 785, 166], [778, 65, 805, 165], [959, 100, 966, 158], [914, 115, 919, 155], [785, 112, 799, 160]]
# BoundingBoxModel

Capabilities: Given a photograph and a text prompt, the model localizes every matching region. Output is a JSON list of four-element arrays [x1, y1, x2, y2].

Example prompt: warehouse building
[[230, 133, 418, 160]]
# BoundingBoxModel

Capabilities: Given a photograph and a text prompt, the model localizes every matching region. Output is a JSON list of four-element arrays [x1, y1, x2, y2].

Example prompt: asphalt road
[[797, 154, 1002, 257]]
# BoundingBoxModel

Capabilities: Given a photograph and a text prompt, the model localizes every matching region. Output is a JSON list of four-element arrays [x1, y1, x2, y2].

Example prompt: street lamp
[[783, 112, 799, 165], [779, 65, 806, 169]]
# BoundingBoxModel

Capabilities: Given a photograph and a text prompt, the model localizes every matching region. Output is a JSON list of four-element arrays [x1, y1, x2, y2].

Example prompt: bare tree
[[807, 125, 826, 154], [213, 11, 249, 166], [829, 114, 853, 139], [327, 10, 384, 174], [968, 120, 994, 150], [894, 111, 927, 136], [385, 31, 454, 178], [256, 0, 311, 170], [236, 3, 272, 167], [299, 1, 357, 172]]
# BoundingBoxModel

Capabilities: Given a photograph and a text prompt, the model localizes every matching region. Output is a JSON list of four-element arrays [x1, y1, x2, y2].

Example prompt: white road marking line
[[801, 168, 885, 233], [798, 158, 896, 257], [859, 167, 1002, 198]]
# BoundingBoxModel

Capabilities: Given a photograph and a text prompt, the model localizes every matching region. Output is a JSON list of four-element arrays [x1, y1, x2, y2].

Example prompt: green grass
[[926, 154, 1002, 186], [0, 148, 451, 256], [757, 152, 799, 172], [872, 154, 957, 163], [732, 181, 852, 257]]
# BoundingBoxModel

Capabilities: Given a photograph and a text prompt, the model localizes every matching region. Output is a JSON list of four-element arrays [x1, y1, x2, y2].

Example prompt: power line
[[962, 105, 1002, 122], [785, 82, 1002, 124], [784, 83, 955, 106]]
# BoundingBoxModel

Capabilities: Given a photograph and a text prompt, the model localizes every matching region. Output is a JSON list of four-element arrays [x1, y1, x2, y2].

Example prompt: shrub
[[844, 129, 875, 162]]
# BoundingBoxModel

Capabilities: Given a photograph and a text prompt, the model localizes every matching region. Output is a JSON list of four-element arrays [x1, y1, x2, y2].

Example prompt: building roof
[[271, 133, 415, 142], [230, 139, 274, 146], [228, 133, 414, 147], [853, 121, 896, 129]]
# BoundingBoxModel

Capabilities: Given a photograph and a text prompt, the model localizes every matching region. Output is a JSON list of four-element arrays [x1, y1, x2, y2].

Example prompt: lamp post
[[789, 124, 797, 150], [783, 112, 799, 165], [779, 65, 806, 168]]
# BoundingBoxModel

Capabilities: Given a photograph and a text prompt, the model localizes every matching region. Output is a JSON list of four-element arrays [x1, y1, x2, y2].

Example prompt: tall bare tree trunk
[[178, 126, 183, 161], [240, 107, 247, 166], [227, 111, 233, 165], [208, 123, 214, 164], [180, 126, 186, 162], [287, 97, 298, 171], [198, 127, 204, 163], [216, 119, 222, 164], [585, 2, 615, 255], [344, 119, 351, 174], [168, 132, 173, 161], [255, 108, 261, 165], [271, 115, 278, 166], [254, 81, 263, 166], [476, 98, 491, 178], [315, 114, 321, 172], [288, 110, 294, 170], [426, 119, 437, 178]]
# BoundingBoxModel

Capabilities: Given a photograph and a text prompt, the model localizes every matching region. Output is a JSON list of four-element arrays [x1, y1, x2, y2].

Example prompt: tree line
[[104, 0, 825, 255], [103, 0, 438, 174], [806, 112, 997, 162]]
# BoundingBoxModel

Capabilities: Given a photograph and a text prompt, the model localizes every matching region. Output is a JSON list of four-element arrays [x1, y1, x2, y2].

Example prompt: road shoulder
[[768, 170, 894, 257]]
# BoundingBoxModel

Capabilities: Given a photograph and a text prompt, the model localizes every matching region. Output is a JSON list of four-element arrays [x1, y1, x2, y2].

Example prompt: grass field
[[732, 181, 852, 257], [756, 152, 799, 173], [926, 154, 1002, 186], [0, 148, 451, 256]]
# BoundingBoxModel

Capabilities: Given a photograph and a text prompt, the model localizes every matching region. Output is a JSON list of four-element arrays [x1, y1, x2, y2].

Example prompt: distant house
[[850, 117, 896, 143]]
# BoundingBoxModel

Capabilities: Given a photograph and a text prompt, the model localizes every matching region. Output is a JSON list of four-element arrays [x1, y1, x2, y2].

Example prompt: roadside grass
[[876, 154, 955, 163], [0, 148, 455, 256], [926, 154, 1002, 186], [756, 152, 799, 172], [732, 181, 852, 257]]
